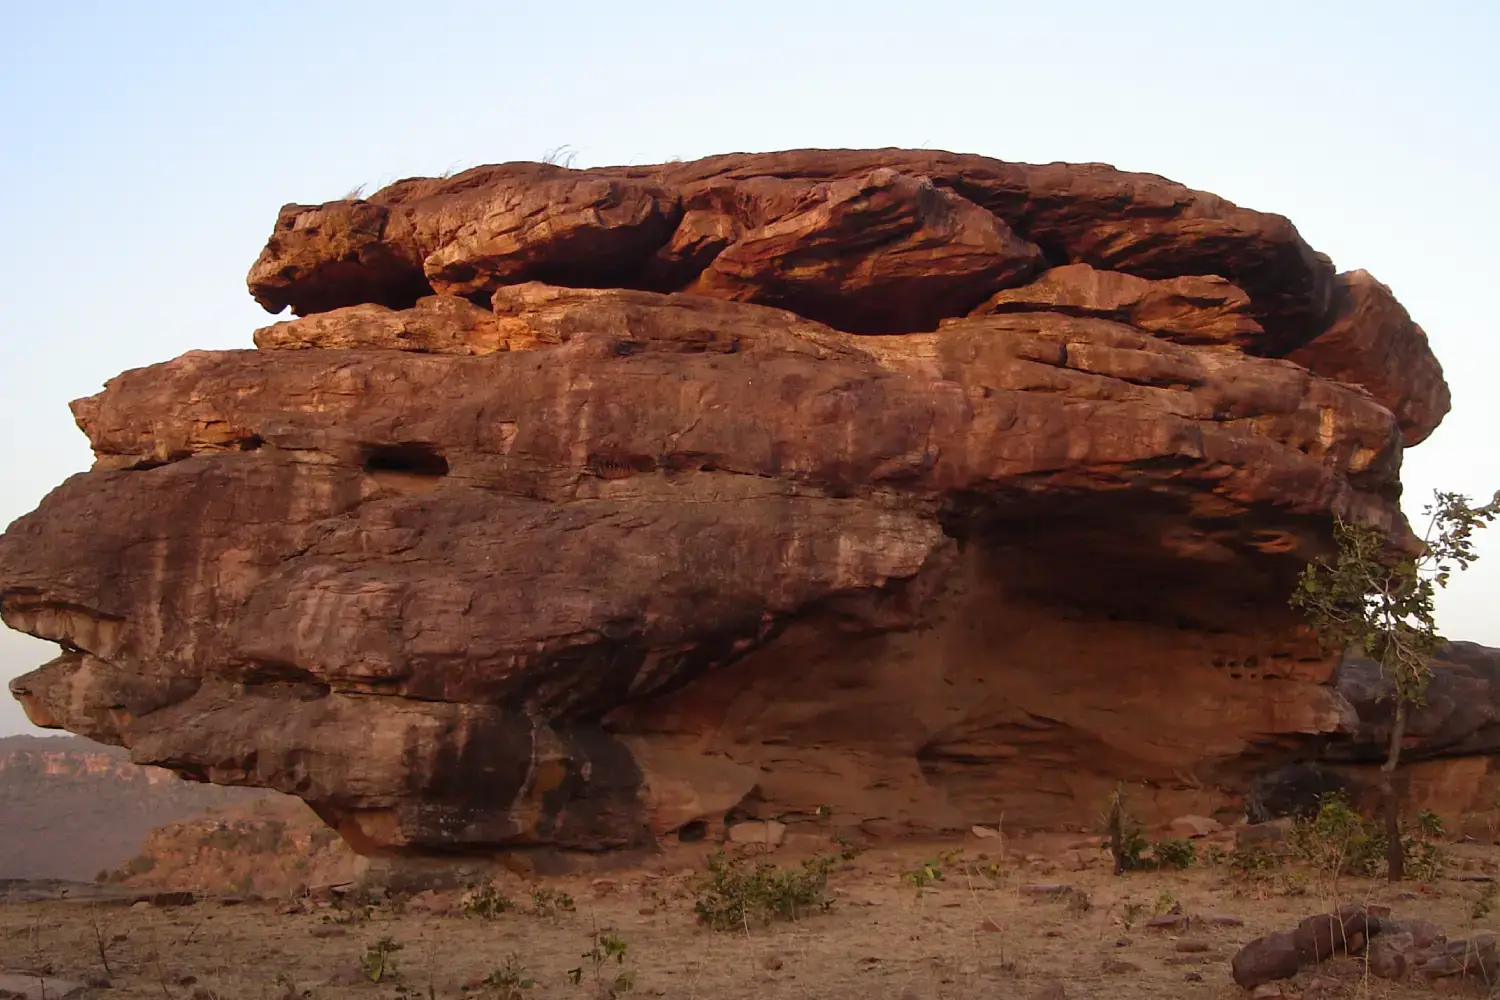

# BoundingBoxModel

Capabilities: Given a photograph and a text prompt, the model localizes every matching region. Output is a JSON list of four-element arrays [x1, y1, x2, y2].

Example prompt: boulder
[[1332, 641, 1500, 763], [1417, 933, 1500, 980], [726, 820, 786, 847], [1235, 819, 1294, 849], [1231, 931, 1302, 989], [689, 168, 1044, 332], [975, 263, 1266, 350], [1290, 269, 1450, 445], [1292, 905, 1379, 963], [1167, 815, 1223, 838], [1368, 931, 1417, 980], [0, 149, 1474, 856], [246, 164, 680, 314]]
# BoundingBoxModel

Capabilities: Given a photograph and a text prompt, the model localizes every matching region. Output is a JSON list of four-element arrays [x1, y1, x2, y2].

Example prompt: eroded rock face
[[247, 150, 1338, 348], [973, 263, 1267, 350], [0, 149, 1468, 856], [686, 168, 1045, 332], [1289, 270, 1450, 445]]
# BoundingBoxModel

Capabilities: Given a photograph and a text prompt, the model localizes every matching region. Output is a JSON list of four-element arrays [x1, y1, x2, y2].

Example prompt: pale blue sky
[[2, 1, 1497, 734]]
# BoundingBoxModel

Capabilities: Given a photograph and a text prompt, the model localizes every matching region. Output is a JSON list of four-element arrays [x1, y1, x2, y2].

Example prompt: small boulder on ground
[[1168, 815, 1223, 838], [1020, 883, 1073, 896], [1293, 905, 1379, 963], [1369, 932, 1417, 980], [1231, 930, 1302, 989], [1417, 933, 1500, 980], [727, 820, 786, 847], [1145, 913, 1191, 932], [1367, 918, 1448, 980]]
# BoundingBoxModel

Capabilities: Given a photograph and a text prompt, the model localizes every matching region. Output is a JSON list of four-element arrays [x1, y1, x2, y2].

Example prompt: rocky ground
[[5, 830, 1500, 1000]]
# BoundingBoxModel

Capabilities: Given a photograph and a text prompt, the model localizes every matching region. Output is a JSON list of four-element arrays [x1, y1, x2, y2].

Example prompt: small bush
[[481, 954, 536, 998], [692, 850, 835, 931], [121, 853, 157, 877], [905, 848, 962, 890], [326, 883, 380, 924], [1287, 792, 1448, 883], [1290, 792, 1386, 878], [568, 931, 632, 996], [1404, 822, 1448, 883], [1150, 839, 1196, 870], [833, 834, 865, 861], [1225, 846, 1285, 876], [460, 881, 516, 919], [528, 887, 575, 919], [360, 937, 402, 983], [1220, 844, 1309, 898]]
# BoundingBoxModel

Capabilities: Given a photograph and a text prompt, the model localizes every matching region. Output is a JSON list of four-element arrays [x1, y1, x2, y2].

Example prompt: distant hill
[[0, 734, 267, 880], [119, 793, 364, 896]]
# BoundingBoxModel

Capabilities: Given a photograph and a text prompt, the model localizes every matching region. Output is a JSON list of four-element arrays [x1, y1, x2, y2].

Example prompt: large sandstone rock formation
[[0, 149, 1478, 856]]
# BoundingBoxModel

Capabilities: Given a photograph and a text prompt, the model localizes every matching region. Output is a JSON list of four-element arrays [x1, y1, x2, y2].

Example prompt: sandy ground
[[3, 836, 1498, 1000]]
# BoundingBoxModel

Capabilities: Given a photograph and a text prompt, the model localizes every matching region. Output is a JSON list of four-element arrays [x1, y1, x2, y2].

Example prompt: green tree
[[1291, 490, 1498, 880]]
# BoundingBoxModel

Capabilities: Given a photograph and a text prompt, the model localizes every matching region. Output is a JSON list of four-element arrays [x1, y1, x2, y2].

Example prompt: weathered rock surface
[[1417, 932, 1500, 980], [1367, 919, 1448, 980], [974, 263, 1267, 350], [1230, 930, 1302, 989], [1333, 641, 1500, 760], [1233, 905, 1383, 988], [0, 149, 1473, 856], [1290, 270, 1450, 445], [249, 150, 1341, 347], [253, 294, 529, 354], [687, 168, 1045, 332]]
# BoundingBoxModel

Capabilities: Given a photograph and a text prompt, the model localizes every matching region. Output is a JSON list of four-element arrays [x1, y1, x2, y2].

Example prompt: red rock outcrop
[[1, 149, 1467, 857], [1289, 270, 1450, 445]]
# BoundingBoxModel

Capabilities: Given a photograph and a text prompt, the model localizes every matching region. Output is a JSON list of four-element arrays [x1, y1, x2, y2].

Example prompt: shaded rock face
[[1333, 642, 1500, 762], [0, 149, 1468, 856]]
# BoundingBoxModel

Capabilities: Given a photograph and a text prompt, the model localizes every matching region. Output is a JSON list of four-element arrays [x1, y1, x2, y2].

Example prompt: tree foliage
[[1291, 489, 1499, 879], [1293, 491, 1500, 699]]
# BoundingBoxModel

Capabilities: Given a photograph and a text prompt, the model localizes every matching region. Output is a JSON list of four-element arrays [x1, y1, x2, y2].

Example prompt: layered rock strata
[[1, 149, 1472, 855]]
